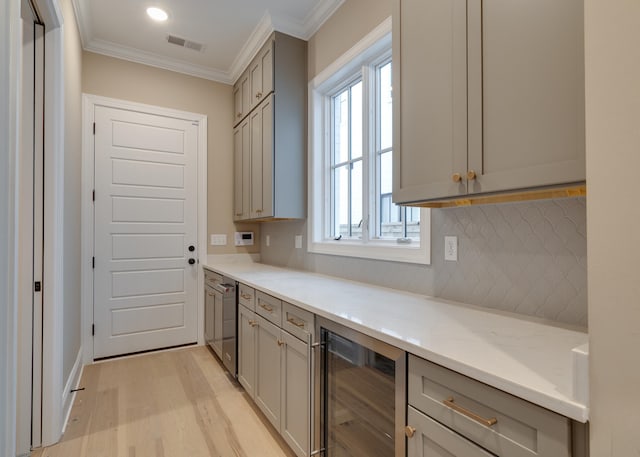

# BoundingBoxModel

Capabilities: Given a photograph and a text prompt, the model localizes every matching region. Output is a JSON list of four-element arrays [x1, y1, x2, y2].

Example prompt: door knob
[[467, 170, 477, 181], [188, 258, 196, 265], [452, 173, 462, 183], [188, 245, 195, 252]]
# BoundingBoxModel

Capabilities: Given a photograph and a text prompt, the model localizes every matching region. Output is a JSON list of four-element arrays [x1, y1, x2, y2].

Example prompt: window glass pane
[[378, 150, 400, 238], [379, 62, 392, 150], [334, 165, 350, 238], [351, 81, 363, 159], [405, 207, 421, 240], [333, 89, 349, 165], [351, 160, 363, 238]]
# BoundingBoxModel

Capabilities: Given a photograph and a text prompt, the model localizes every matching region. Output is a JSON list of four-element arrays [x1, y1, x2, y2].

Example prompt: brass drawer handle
[[442, 396, 497, 427], [277, 339, 284, 347], [241, 292, 252, 300], [259, 302, 274, 313], [405, 425, 416, 438], [287, 317, 305, 328], [248, 320, 257, 327], [207, 292, 214, 297]]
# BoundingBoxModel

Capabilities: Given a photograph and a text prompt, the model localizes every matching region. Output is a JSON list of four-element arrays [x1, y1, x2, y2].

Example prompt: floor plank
[[31, 346, 297, 457]]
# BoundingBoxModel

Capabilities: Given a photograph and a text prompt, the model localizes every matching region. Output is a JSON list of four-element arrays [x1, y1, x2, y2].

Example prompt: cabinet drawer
[[282, 301, 314, 342], [204, 269, 223, 288], [407, 406, 495, 457], [255, 291, 282, 326], [408, 355, 571, 457], [238, 283, 256, 311]]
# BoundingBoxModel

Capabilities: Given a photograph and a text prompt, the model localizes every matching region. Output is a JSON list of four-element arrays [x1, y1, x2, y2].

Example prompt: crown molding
[[71, 0, 345, 85], [300, 0, 345, 39], [85, 39, 233, 84]]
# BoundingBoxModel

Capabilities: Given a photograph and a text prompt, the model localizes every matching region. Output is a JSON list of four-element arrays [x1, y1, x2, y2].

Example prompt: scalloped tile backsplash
[[260, 197, 587, 328]]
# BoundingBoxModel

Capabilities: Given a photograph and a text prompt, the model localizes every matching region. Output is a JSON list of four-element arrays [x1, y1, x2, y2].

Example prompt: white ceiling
[[71, 0, 345, 84]]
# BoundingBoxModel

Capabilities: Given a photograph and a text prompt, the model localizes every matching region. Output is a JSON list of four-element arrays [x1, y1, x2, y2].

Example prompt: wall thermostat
[[234, 231, 254, 246]]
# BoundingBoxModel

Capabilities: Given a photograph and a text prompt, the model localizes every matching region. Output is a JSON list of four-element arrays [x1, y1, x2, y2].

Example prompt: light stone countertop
[[203, 257, 589, 423]]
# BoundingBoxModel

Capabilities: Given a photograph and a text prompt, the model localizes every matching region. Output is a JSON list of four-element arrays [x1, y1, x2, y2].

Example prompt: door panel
[[94, 106, 198, 359], [255, 315, 282, 431]]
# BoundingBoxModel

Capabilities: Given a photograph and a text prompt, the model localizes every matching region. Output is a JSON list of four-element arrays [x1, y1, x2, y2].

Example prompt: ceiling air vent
[[167, 34, 204, 52]]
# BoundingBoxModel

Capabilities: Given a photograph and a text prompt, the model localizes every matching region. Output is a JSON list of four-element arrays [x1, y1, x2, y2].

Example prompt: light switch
[[266, 235, 271, 247], [295, 235, 303, 249], [211, 234, 227, 246], [445, 236, 458, 261]]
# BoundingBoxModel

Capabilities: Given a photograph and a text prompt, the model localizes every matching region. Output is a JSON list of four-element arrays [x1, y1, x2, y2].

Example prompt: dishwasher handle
[[214, 283, 235, 294]]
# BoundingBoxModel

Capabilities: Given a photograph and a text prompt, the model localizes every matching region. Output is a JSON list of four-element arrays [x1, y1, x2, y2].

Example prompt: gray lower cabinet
[[392, 0, 585, 204], [237, 285, 313, 457], [237, 304, 256, 397], [407, 355, 573, 457], [407, 406, 494, 457]]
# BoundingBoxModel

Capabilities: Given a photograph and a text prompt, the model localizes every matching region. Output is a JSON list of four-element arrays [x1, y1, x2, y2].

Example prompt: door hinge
[[92, 257, 95, 269], [93, 122, 96, 135], [34, 281, 41, 292], [92, 324, 95, 336]]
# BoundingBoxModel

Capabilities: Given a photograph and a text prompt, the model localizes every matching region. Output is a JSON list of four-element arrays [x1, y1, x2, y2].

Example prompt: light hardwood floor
[[32, 346, 297, 457]]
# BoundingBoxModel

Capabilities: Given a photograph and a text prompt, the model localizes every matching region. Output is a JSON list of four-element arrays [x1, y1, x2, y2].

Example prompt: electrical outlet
[[295, 235, 303, 249], [210, 234, 227, 246], [444, 236, 458, 261]]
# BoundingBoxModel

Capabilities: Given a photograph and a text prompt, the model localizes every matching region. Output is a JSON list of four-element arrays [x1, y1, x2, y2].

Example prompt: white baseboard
[[61, 348, 84, 434]]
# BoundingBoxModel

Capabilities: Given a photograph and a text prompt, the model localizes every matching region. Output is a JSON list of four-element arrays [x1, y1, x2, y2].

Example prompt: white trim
[[61, 347, 84, 434], [228, 11, 274, 83], [307, 17, 431, 265], [41, 20, 66, 447], [0, 0, 22, 455], [85, 38, 233, 84], [81, 94, 208, 364]]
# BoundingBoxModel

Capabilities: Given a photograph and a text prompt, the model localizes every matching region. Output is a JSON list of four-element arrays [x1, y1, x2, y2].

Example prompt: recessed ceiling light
[[146, 7, 168, 22]]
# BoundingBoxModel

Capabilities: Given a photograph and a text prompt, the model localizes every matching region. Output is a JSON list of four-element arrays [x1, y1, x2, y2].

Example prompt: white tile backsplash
[[259, 197, 587, 328]]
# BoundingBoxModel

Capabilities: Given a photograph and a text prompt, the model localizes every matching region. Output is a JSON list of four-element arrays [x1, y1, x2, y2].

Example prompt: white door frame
[[4, 0, 67, 452], [81, 94, 208, 364]]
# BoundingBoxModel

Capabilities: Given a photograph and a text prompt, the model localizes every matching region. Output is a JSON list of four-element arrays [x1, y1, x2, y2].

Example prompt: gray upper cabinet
[[233, 70, 250, 127], [232, 32, 307, 221], [393, 0, 585, 205]]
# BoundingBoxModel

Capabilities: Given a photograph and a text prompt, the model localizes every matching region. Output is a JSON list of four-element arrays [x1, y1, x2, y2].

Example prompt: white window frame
[[308, 17, 431, 265]]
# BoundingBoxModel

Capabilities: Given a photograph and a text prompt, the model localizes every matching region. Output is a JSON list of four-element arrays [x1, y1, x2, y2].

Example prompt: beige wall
[[82, 52, 260, 255], [61, 0, 83, 384], [585, 0, 640, 454], [307, 0, 391, 79]]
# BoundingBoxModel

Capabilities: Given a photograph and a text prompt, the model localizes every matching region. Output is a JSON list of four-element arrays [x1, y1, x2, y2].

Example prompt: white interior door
[[93, 105, 199, 359]]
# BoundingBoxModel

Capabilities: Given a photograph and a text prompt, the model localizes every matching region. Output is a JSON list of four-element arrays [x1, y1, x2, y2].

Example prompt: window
[[308, 19, 430, 264]]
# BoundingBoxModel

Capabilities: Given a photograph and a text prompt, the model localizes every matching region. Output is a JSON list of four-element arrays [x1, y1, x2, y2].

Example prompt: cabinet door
[[212, 290, 223, 358], [233, 71, 250, 126], [250, 95, 274, 219], [233, 119, 250, 221], [407, 407, 494, 457], [250, 40, 274, 111], [281, 331, 310, 457], [392, 0, 468, 203], [255, 315, 281, 431], [204, 287, 214, 347], [238, 304, 257, 398], [466, 0, 585, 194]]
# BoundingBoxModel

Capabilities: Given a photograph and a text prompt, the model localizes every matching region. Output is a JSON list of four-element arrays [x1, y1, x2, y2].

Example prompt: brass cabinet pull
[[241, 292, 252, 300], [277, 339, 285, 346], [256, 92, 263, 99], [287, 317, 305, 328], [467, 170, 477, 181], [259, 302, 274, 312], [256, 209, 263, 213], [248, 320, 257, 327], [442, 396, 497, 427], [452, 173, 462, 183], [237, 112, 242, 118], [405, 425, 416, 438], [207, 292, 214, 297]]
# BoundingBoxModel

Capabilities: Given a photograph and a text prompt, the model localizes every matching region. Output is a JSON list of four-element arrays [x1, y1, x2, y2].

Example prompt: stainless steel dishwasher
[[204, 270, 237, 376]]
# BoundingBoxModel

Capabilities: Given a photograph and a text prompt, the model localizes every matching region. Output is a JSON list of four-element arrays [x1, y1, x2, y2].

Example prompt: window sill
[[308, 240, 430, 265]]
